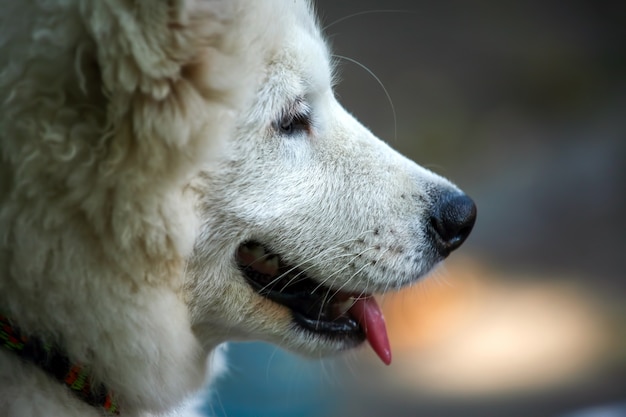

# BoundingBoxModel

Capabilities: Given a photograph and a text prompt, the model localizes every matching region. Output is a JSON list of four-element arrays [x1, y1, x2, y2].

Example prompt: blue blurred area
[[561, 403, 626, 417], [203, 343, 335, 417]]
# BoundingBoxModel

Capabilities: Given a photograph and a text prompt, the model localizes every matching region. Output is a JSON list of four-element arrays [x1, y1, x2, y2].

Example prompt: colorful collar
[[0, 314, 119, 415]]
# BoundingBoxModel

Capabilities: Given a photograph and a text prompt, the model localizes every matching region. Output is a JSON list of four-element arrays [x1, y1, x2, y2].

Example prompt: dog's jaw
[[236, 241, 392, 364]]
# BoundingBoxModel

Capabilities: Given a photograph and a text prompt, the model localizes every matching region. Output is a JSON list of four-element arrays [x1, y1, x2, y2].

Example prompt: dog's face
[[185, 2, 475, 363]]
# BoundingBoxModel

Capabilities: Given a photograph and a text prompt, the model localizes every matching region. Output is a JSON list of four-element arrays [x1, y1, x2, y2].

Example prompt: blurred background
[[204, 1, 626, 416]]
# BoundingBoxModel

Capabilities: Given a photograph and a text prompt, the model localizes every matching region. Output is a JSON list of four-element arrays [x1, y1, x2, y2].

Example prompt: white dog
[[0, 0, 475, 416]]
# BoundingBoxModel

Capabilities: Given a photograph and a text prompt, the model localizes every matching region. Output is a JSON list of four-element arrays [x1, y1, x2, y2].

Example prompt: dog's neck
[[0, 314, 119, 415]]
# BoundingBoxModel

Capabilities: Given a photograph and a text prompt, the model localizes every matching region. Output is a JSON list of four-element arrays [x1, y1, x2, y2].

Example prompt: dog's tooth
[[254, 254, 279, 276], [264, 255, 279, 270], [250, 245, 266, 259], [337, 297, 357, 315]]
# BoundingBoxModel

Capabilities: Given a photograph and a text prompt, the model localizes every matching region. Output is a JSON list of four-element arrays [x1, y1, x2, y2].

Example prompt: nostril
[[429, 192, 477, 256]]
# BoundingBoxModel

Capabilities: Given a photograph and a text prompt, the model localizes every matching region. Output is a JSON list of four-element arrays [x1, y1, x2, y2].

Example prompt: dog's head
[[185, 1, 475, 364]]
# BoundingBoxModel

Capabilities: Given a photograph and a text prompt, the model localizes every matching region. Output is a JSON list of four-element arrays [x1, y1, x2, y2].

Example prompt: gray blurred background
[[206, 2, 626, 416]]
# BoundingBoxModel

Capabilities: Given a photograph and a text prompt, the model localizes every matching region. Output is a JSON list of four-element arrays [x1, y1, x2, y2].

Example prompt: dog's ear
[[74, 0, 285, 260], [87, 1, 251, 97], [0, 0, 284, 270], [79, 0, 253, 178]]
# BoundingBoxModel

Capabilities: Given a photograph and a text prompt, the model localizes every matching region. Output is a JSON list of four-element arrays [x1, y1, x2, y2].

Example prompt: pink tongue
[[348, 297, 392, 365]]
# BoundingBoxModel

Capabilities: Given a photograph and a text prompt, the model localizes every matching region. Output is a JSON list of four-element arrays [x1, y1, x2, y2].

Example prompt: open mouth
[[236, 241, 392, 365]]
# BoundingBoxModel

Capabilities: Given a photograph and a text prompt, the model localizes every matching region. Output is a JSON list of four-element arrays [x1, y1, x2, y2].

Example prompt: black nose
[[429, 192, 476, 256]]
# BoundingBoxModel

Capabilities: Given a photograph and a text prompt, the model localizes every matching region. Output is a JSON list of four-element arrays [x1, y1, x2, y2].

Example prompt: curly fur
[[0, 0, 287, 415], [0, 0, 472, 416]]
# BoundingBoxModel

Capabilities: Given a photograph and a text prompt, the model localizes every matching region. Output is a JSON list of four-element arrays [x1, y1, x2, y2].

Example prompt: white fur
[[0, 1, 462, 416]]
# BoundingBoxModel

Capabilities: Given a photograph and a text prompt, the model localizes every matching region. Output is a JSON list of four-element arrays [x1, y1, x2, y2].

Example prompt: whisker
[[328, 248, 390, 301], [256, 230, 375, 294], [322, 9, 414, 31], [379, 251, 397, 297], [332, 54, 397, 143], [309, 261, 354, 306], [313, 247, 389, 326], [313, 246, 381, 324], [278, 252, 358, 293], [310, 246, 379, 294], [333, 263, 371, 299], [242, 251, 274, 268]]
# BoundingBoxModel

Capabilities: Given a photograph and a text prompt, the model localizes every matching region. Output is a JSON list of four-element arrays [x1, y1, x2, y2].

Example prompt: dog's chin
[[235, 241, 368, 350]]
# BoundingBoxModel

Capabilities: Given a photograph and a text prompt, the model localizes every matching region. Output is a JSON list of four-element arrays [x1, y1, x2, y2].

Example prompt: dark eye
[[276, 112, 311, 136]]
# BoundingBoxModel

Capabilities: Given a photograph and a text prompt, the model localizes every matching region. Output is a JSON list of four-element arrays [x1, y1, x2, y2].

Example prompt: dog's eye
[[276, 112, 311, 136]]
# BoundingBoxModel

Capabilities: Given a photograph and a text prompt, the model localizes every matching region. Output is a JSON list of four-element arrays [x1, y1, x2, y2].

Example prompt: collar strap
[[0, 314, 119, 415]]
